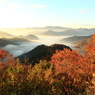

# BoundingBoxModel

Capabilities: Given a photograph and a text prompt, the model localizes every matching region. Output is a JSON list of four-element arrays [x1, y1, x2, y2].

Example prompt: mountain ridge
[[60, 35, 92, 44], [17, 44, 72, 65]]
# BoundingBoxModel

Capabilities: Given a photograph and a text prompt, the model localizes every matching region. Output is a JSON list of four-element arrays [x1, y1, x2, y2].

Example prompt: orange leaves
[[83, 34, 95, 66], [84, 34, 95, 52], [50, 49, 83, 73], [52, 49, 80, 62], [48, 34, 95, 94], [50, 49, 93, 94], [1, 34, 95, 94], [50, 34, 95, 75]]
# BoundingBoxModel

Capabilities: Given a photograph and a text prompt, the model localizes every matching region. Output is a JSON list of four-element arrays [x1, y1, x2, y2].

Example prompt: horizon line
[[0, 26, 94, 29]]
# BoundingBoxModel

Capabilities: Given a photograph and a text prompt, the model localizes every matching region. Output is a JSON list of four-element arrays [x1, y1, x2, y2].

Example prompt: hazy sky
[[0, 0, 95, 28]]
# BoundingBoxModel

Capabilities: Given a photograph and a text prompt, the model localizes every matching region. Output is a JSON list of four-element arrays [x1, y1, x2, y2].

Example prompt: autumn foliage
[[0, 34, 95, 94], [0, 49, 13, 68]]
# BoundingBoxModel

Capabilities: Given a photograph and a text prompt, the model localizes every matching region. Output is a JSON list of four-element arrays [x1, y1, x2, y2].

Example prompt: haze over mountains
[[18, 34, 39, 40], [0, 26, 95, 36], [0, 31, 14, 38], [60, 35, 92, 44], [43, 28, 95, 36], [0, 31, 39, 57], [0, 26, 95, 57]]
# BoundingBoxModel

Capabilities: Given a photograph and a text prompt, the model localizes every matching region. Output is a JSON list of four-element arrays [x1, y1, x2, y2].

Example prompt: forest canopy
[[0, 34, 95, 94]]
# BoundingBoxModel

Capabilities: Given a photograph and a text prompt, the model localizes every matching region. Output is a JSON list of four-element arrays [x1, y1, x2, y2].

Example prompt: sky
[[0, 0, 95, 28]]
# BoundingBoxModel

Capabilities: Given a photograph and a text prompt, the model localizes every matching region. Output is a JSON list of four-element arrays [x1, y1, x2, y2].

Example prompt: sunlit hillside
[[0, 0, 95, 94], [0, 34, 95, 94]]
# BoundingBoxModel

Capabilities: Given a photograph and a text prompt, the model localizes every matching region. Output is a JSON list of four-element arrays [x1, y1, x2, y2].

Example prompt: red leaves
[[0, 49, 13, 59], [0, 62, 3, 66], [0, 49, 14, 69], [0, 50, 5, 52], [0, 50, 8, 59]]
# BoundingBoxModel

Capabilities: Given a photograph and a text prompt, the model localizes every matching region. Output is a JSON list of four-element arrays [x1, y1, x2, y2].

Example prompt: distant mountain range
[[0, 26, 94, 36], [17, 44, 72, 65], [60, 35, 92, 44], [0, 27, 94, 59], [0, 38, 17, 47], [19, 34, 39, 40], [43, 30, 58, 36], [0, 31, 39, 47], [0, 30, 39, 40], [0, 31, 14, 38], [42, 28, 95, 36], [6, 37, 31, 44], [0, 37, 32, 47]]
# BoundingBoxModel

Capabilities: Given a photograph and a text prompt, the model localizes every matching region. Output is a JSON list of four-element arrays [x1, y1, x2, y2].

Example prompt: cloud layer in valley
[[2, 42, 39, 57]]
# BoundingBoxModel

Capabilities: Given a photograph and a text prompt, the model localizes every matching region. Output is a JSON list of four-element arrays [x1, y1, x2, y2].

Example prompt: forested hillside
[[0, 34, 95, 94], [18, 44, 72, 65]]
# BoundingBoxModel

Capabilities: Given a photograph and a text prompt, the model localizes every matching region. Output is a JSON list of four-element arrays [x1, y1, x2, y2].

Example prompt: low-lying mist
[[1, 42, 40, 57], [0, 27, 94, 58], [1, 35, 73, 57], [33, 35, 71, 45], [1, 33, 93, 58]]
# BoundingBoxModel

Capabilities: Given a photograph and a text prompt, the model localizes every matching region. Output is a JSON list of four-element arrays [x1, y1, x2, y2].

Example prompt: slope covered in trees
[[0, 34, 95, 94], [18, 44, 72, 65]]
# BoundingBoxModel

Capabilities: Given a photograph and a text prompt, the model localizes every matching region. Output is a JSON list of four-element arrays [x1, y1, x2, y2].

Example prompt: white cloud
[[0, 0, 4, 4], [79, 9, 95, 13], [0, 0, 8, 5], [25, 4, 47, 9], [32, 4, 47, 8], [79, 10, 88, 13], [9, 2, 21, 8], [72, 9, 95, 14]]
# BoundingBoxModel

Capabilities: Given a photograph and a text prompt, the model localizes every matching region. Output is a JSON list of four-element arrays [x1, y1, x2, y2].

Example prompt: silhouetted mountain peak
[[18, 44, 72, 65]]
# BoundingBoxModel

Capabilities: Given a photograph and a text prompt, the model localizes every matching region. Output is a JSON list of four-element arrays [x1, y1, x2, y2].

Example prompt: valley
[[0, 26, 94, 58]]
